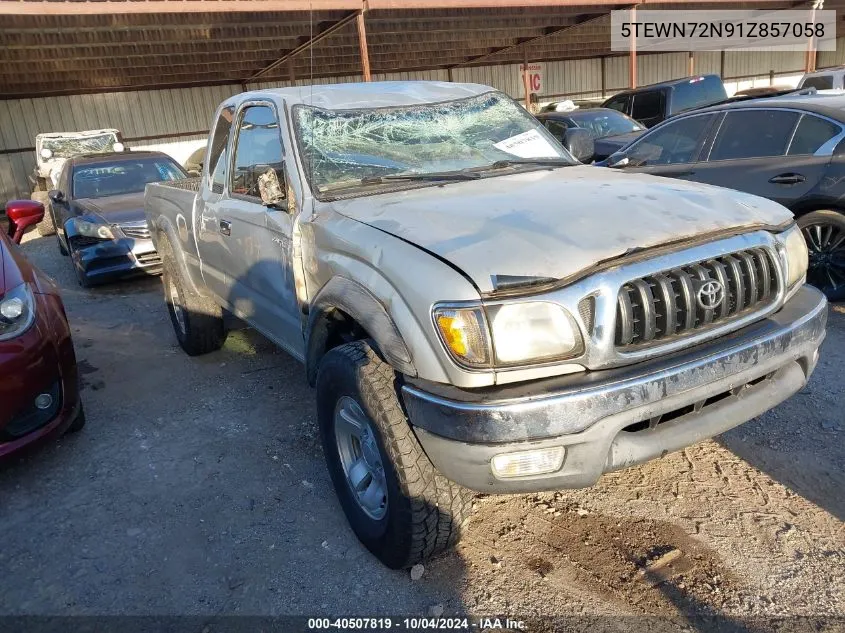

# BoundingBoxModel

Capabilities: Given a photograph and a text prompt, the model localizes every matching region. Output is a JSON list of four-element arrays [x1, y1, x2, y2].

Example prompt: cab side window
[[604, 95, 629, 114], [208, 105, 234, 194], [230, 105, 285, 200], [626, 114, 715, 166], [787, 114, 841, 155], [543, 119, 569, 142], [709, 110, 799, 161], [630, 90, 665, 126], [801, 75, 833, 90]]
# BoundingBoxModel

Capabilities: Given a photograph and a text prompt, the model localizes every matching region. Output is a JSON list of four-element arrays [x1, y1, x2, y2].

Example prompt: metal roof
[[0, 0, 837, 98]]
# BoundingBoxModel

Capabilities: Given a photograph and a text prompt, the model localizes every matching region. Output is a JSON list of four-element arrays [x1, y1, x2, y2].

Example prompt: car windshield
[[72, 157, 185, 199], [292, 91, 573, 194], [565, 109, 644, 138], [41, 133, 119, 159]]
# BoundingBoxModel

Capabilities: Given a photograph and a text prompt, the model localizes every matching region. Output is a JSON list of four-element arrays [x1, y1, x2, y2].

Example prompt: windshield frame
[[290, 90, 576, 201]]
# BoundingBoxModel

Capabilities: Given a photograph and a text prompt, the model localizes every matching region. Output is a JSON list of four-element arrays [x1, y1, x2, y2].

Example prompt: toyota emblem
[[697, 280, 725, 310]]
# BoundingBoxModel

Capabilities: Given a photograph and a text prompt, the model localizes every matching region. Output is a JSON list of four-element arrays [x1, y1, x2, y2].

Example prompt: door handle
[[219, 220, 231, 236], [769, 173, 805, 185]]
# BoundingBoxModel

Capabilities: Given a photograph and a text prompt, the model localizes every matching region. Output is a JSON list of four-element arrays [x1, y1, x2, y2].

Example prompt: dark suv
[[602, 75, 727, 128], [597, 93, 845, 300]]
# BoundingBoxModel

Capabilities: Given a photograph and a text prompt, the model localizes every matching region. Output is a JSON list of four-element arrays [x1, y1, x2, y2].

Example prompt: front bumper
[[0, 292, 81, 460], [72, 236, 162, 285], [402, 285, 828, 493]]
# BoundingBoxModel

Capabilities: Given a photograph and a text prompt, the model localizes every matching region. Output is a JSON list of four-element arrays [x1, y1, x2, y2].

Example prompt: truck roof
[[243, 81, 495, 110]]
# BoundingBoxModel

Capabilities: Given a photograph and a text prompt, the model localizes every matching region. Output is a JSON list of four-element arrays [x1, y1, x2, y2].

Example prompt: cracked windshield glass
[[41, 133, 119, 158], [293, 91, 572, 193]]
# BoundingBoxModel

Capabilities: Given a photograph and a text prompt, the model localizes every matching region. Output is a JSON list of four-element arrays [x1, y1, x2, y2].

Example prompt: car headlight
[[433, 306, 491, 368], [487, 302, 583, 365], [433, 301, 584, 369], [76, 220, 115, 240], [0, 283, 36, 341], [777, 224, 808, 290]]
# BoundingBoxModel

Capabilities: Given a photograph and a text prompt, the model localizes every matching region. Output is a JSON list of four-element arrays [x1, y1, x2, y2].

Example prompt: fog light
[[491, 446, 565, 478], [34, 393, 53, 410]]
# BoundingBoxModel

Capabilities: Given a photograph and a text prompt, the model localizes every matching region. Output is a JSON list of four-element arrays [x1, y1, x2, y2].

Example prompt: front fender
[[305, 276, 415, 385]]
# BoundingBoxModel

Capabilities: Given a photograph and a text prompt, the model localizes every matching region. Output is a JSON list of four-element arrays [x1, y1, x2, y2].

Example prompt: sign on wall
[[519, 63, 544, 96]]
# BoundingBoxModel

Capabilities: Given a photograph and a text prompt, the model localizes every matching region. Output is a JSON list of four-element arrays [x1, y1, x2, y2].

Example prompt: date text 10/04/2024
[[307, 617, 527, 630]]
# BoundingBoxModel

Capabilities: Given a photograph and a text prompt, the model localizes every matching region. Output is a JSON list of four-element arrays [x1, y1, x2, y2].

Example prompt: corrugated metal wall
[[2, 40, 839, 206]]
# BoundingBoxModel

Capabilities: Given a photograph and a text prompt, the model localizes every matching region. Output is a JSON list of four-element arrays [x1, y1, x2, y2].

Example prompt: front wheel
[[161, 249, 227, 356], [798, 210, 845, 301], [316, 340, 473, 569]]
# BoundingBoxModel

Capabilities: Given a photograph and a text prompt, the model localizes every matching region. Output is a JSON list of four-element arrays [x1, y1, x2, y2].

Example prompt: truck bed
[[144, 178, 203, 275]]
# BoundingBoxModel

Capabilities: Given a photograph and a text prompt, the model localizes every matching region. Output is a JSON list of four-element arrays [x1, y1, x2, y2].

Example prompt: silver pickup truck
[[145, 81, 827, 569]]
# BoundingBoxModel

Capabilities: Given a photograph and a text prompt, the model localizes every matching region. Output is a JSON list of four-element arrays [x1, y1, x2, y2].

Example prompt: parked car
[[597, 93, 845, 300], [1, 199, 84, 460], [31, 129, 125, 236], [602, 75, 727, 128], [146, 82, 825, 569], [47, 151, 187, 287], [537, 108, 646, 162], [798, 67, 845, 90]]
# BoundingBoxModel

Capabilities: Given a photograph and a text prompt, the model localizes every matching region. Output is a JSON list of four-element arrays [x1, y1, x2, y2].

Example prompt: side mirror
[[40, 148, 53, 160], [5, 199, 45, 244], [562, 128, 595, 163], [48, 189, 65, 203], [607, 153, 630, 168], [257, 166, 286, 208]]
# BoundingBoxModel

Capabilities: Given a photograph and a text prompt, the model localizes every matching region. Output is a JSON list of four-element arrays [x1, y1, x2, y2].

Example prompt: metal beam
[[450, 12, 608, 69], [629, 5, 637, 88], [358, 12, 372, 81], [247, 10, 361, 82]]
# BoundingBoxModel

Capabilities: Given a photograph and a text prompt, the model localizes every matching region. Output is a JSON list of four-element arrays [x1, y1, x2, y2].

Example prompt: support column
[[806, 0, 822, 73], [629, 6, 637, 88], [357, 12, 372, 82], [523, 46, 531, 110], [287, 58, 296, 85], [688, 51, 694, 76], [601, 56, 607, 96]]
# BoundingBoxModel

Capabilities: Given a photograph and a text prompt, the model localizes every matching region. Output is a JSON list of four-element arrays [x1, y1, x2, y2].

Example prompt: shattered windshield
[[41, 133, 119, 159], [292, 91, 573, 194]]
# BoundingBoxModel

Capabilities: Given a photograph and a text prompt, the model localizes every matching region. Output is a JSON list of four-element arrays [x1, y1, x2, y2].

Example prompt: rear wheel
[[798, 210, 845, 301], [317, 340, 473, 569], [160, 241, 227, 356]]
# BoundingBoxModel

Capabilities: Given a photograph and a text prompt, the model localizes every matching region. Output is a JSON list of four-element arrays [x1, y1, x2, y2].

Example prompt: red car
[[0, 200, 83, 459]]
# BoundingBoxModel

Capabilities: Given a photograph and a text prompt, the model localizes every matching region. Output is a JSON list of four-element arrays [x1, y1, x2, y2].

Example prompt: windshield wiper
[[488, 158, 575, 169], [360, 172, 481, 184]]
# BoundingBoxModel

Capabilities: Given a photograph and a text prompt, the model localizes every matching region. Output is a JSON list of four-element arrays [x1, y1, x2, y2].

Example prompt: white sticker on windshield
[[493, 129, 559, 159]]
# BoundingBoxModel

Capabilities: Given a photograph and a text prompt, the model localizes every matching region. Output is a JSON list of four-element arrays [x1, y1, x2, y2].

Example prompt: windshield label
[[493, 129, 559, 159]]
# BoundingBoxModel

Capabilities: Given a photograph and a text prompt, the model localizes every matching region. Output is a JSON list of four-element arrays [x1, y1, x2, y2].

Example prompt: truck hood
[[72, 192, 147, 226], [327, 166, 793, 294]]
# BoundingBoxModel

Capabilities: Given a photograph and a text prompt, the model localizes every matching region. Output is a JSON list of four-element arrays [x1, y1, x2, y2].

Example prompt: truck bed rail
[[162, 177, 202, 192]]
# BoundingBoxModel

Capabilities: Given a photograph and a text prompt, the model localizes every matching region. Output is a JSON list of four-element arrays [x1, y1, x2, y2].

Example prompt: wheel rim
[[168, 277, 187, 335], [334, 396, 388, 521], [802, 221, 845, 295]]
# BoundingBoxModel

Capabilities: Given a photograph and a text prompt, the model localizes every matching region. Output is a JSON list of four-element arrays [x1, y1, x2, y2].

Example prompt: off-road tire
[[317, 340, 473, 569], [797, 209, 845, 301], [66, 403, 86, 434], [30, 191, 55, 236], [160, 239, 227, 356]]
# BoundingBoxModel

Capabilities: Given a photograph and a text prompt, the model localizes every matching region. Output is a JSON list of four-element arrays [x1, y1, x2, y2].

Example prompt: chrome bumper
[[403, 285, 827, 493]]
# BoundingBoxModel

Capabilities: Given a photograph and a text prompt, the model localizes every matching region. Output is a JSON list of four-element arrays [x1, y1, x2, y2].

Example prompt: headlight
[[487, 302, 583, 365], [433, 306, 491, 368], [76, 220, 115, 240], [0, 283, 36, 341], [777, 224, 808, 290]]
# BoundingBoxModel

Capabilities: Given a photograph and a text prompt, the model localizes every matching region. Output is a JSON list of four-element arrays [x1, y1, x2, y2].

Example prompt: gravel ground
[[1, 232, 843, 630]]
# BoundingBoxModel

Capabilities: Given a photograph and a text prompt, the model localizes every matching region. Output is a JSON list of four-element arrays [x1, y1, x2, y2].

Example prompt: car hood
[[326, 166, 793, 294], [72, 192, 147, 225]]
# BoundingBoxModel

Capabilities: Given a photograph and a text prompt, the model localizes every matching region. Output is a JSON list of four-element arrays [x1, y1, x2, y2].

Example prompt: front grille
[[120, 224, 151, 239], [615, 248, 779, 348], [69, 235, 101, 249], [135, 252, 161, 266]]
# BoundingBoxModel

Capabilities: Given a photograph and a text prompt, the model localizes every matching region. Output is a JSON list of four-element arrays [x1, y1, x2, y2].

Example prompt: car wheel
[[798, 210, 845, 302], [316, 340, 473, 569], [66, 403, 86, 434], [161, 245, 227, 356], [30, 191, 55, 236]]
